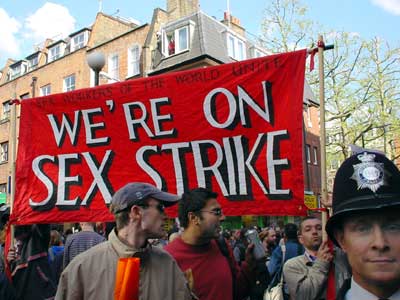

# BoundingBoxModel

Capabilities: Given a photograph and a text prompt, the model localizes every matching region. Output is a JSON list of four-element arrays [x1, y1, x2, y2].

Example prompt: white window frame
[[162, 25, 189, 57], [2, 101, 11, 120], [40, 84, 51, 96], [63, 74, 76, 92], [10, 62, 26, 79], [127, 45, 141, 77], [254, 49, 265, 58], [0, 142, 8, 163], [313, 147, 318, 165], [49, 45, 61, 62], [306, 144, 311, 164], [71, 32, 88, 51], [227, 33, 247, 61], [28, 55, 39, 71], [108, 54, 119, 83]]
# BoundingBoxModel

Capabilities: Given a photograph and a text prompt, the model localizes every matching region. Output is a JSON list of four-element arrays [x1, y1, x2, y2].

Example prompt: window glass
[[64, 75, 76, 92], [178, 27, 188, 51], [40, 84, 51, 96], [0, 142, 8, 163]]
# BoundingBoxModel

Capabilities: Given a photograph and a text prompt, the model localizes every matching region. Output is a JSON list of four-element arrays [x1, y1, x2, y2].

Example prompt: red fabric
[[165, 238, 233, 300], [12, 50, 307, 225], [4, 225, 12, 280], [326, 240, 336, 300], [309, 48, 318, 71]]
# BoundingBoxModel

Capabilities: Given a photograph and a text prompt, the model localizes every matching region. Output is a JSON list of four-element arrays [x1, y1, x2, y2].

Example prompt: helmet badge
[[351, 152, 386, 193]]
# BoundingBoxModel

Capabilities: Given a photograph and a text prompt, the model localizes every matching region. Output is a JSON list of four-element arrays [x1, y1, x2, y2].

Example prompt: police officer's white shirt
[[345, 277, 400, 300]]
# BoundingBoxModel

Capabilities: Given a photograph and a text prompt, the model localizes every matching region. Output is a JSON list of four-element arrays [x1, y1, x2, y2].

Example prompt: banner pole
[[9, 98, 18, 245], [318, 35, 328, 242]]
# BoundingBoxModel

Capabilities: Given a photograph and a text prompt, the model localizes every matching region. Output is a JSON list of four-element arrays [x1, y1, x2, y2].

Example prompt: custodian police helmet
[[326, 151, 400, 246]]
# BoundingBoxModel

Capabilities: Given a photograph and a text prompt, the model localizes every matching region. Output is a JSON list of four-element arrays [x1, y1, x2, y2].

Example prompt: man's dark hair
[[178, 188, 218, 228], [299, 216, 320, 234], [284, 223, 298, 241]]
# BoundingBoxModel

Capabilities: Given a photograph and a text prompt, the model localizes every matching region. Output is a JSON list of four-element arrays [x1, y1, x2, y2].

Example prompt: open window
[[162, 26, 189, 57]]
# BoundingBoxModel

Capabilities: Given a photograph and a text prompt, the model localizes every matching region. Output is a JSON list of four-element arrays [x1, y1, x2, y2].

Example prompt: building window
[[28, 55, 39, 71], [313, 147, 318, 165], [128, 45, 140, 77], [253, 48, 265, 58], [49, 45, 61, 62], [108, 54, 119, 83], [227, 33, 246, 61], [72, 32, 86, 51], [63, 74, 76, 92], [163, 26, 189, 56], [0, 183, 6, 193], [2, 101, 10, 120], [0, 142, 8, 163], [10, 62, 27, 79], [40, 84, 51, 96], [306, 144, 311, 164], [20, 93, 30, 100], [307, 105, 312, 127]]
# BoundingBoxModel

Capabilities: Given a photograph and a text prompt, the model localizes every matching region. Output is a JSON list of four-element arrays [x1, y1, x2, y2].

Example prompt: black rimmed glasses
[[199, 208, 223, 216]]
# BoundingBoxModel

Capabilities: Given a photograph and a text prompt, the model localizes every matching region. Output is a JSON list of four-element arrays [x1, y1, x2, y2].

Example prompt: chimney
[[167, 0, 199, 20], [222, 11, 245, 36]]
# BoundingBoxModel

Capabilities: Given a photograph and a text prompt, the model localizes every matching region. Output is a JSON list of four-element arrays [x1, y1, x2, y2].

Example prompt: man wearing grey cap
[[326, 151, 400, 300], [56, 182, 192, 300]]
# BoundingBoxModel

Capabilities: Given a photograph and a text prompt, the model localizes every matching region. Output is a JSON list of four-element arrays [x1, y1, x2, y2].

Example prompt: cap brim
[[326, 199, 400, 247], [151, 191, 180, 207]]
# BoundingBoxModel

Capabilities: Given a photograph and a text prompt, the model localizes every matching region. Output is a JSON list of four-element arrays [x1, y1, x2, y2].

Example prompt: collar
[[304, 251, 317, 262], [109, 229, 151, 261], [345, 277, 400, 300]]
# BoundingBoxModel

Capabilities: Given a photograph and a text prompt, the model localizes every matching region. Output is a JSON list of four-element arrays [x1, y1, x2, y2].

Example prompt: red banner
[[12, 50, 307, 225]]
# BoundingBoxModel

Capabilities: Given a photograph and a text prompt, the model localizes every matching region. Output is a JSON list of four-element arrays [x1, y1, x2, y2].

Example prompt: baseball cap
[[326, 151, 400, 246], [111, 182, 180, 213]]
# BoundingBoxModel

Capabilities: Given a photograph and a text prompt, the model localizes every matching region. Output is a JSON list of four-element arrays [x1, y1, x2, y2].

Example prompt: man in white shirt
[[326, 151, 400, 300]]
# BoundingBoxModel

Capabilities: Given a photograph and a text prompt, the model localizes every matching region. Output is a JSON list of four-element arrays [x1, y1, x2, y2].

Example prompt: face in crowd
[[335, 208, 400, 290], [139, 198, 168, 239], [299, 218, 322, 252], [196, 197, 225, 241]]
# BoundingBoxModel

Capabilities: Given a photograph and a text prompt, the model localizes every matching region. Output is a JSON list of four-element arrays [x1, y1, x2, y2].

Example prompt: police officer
[[326, 151, 400, 300]]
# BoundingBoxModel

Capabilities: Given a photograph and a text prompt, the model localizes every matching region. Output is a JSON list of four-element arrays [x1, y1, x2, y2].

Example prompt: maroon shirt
[[165, 237, 233, 300]]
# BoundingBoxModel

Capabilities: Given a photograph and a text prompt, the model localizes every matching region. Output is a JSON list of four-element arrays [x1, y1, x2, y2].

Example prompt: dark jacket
[[335, 279, 351, 300], [268, 240, 304, 279], [11, 225, 57, 300], [0, 272, 16, 300]]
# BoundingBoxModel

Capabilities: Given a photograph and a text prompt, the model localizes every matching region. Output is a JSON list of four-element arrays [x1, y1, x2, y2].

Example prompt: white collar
[[345, 277, 400, 300]]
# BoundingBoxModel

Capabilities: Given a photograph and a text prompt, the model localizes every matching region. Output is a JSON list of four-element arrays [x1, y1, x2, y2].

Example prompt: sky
[[0, 0, 399, 67]]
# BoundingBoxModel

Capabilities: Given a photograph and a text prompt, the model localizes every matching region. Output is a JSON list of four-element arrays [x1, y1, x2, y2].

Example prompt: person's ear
[[129, 206, 142, 221], [298, 233, 305, 245], [334, 230, 346, 252], [188, 212, 200, 226]]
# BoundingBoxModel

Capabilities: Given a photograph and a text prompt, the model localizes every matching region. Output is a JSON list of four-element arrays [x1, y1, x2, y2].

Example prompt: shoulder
[[151, 246, 176, 261], [164, 237, 184, 254], [284, 255, 305, 269], [64, 241, 112, 269]]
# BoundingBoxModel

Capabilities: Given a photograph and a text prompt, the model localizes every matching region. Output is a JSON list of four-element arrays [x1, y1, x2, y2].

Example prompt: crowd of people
[[0, 150, 399, 300]]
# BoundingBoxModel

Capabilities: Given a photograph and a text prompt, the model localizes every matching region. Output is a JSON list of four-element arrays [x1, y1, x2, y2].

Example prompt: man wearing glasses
[[165, 188, 256, 300], [56, 182, 192, 300]]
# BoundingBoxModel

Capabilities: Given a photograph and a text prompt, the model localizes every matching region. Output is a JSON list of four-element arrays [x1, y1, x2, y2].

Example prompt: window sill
[[163, 49, 190, 59]]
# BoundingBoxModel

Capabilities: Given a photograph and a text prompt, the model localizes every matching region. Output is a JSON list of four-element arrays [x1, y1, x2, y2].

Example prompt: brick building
[[0, 0, 321, 208]]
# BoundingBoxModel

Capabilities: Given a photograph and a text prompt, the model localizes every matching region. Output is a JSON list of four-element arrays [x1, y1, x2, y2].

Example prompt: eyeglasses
[[139, 203, 165, 214], [199, 208, 223, 216]]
